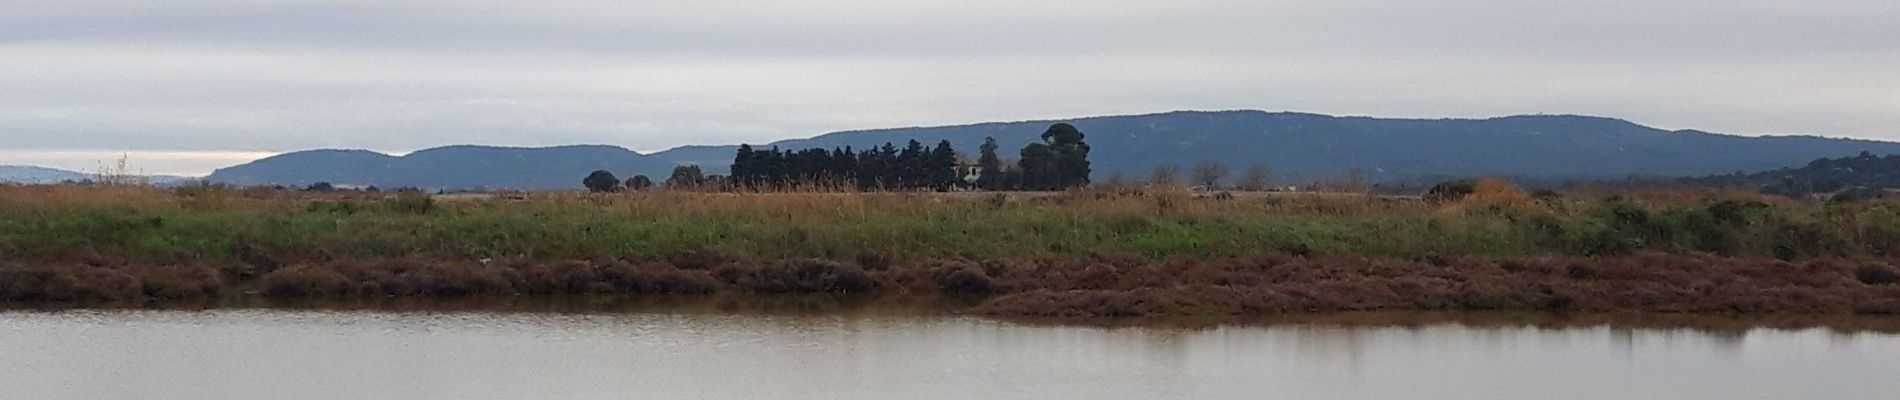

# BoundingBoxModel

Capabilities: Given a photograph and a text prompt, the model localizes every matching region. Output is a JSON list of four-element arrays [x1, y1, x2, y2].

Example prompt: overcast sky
[[4, 0, 1898, 175]]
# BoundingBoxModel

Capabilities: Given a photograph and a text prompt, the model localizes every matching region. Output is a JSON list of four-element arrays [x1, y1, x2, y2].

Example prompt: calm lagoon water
[[2, 307, 1896, 400]]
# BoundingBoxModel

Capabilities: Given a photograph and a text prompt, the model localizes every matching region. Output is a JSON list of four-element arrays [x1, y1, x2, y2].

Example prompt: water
[[2, 308, 1897, 400]]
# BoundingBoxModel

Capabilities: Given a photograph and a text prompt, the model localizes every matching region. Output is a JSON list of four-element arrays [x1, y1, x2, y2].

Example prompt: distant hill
[[0, 165, 191, 185], [206, 145, 678, 190], [0, 165, 89, 184], [204, 110, 1900, 190], [652, 110, 1900, 184], [1689, 152, 1900, 197]]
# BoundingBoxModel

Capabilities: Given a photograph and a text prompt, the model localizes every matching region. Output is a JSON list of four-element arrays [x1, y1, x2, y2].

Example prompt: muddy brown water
[[2, 301, 1897, 400]]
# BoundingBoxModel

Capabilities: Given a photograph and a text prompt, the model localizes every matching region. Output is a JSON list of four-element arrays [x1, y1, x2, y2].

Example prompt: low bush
[[0, 265, 141, 301], [260, 265, 352, 297], [932, 262, 998, 294], [714, 259, 878, 294], [1424, 180, 1477, 203], [125, 265, 222, 299], [1855, 263, 1900, 285]]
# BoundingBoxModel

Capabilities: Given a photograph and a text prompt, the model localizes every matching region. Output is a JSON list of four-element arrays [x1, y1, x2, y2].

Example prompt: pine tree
[[1019, 123, 1091, 190]]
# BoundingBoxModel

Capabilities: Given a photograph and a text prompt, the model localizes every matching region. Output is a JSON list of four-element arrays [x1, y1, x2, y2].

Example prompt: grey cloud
[[1, 0, 1897, 175]]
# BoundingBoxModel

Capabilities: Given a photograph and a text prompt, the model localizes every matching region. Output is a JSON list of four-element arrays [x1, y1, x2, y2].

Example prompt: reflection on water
[[1, 306, 1897, 400]]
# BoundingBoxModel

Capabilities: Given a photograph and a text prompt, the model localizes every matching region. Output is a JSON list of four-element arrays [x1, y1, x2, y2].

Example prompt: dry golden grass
[[0, 182, 1846, 231], [1463, 178, 1532, 207]]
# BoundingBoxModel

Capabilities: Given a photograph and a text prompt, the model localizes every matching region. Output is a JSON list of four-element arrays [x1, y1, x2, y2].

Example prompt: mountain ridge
[[647, 110, 1900, 183], [200, 110, 1900, 190], [0, 165, 90, 184], [0, 165, 191, 185], [1688, 152, 1900, 197], [207, 144, 676, 190]]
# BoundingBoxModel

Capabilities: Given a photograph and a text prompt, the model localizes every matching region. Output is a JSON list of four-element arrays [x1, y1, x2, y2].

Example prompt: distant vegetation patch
[[3, 183, 1900, 317]]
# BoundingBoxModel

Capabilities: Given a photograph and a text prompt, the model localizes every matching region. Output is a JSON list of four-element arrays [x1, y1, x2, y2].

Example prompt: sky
[[3, 0, 1898, 176]]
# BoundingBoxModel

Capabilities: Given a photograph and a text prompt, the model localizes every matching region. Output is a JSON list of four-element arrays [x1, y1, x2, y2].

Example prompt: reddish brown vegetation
[[0, 265, 140, 302], [237, 253, 1900, 317], [260, 259, 720, 297], [123, 265, 223, 299], [1854, 263, 1900, 286], [8, 253, 1900, 318], [0, 263, 219, 301], [971, 254, 1900, 317], [711, 259, 878, 294]]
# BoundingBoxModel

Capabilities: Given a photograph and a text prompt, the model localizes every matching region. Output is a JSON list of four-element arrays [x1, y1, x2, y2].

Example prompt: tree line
[[583, 123, 1094, 192], [731, 139, 960, 190]]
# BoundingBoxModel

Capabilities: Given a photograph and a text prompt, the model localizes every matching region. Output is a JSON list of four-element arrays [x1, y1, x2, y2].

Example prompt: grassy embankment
[[2, 183, 1899, 316]]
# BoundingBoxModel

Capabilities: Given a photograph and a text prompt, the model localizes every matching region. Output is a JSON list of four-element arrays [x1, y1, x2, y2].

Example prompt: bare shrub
[[1565, 264, 1598, 280], [671, 247, 746, 270], [1856, 263, 1900, 285], [598, 262, 718, 294], [932, 262, 997, 294], [125, 265, 222, 299], [646, 269, 720, 294], [260, 265, 352, 297], [715, 259, 878, 294], [0, 265, 141, 301]]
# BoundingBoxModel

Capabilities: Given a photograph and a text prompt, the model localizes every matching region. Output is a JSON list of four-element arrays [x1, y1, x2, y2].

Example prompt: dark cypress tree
[[785, 148, 808, 184], [929, 140, 959, 190], [763, 146, 787, 186], [833, 147, 858, 187], [806, 148, 834, 185], [977, 137, 1004, 190], [855, 146, 876, 189], [899, 140, 926, 188], [875, 142, 900, 189], [726, 140, 962, 191], [731, 144, 756, 186]]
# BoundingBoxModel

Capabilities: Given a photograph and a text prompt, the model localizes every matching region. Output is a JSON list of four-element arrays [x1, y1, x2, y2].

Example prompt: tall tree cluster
[[726, 123, 1093, 192], [666, 165, 707, 188], [582, 170, 621, 193], [1016, 123, 1092, 190], [730, 139, 961, 190]]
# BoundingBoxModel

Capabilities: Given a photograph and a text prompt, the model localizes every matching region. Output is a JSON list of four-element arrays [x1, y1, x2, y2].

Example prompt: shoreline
[[6, 253, 1899, 320], [6, 294, 1900, 334], [6, 186, 1900, 330]]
